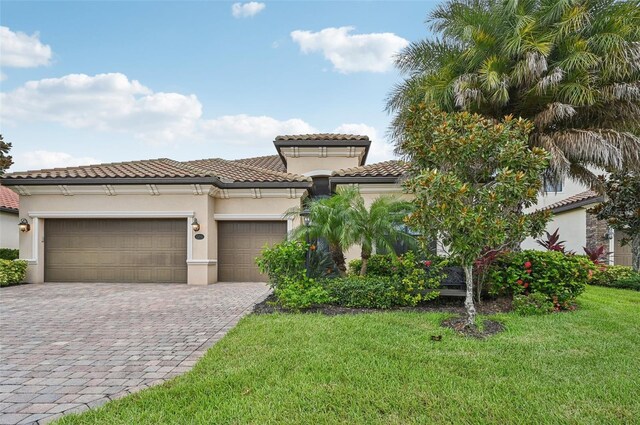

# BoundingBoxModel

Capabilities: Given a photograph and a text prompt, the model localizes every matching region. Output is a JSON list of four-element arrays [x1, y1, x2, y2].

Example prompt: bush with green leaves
[[591, 265, 640, 291], [0, 259, 27, 287], [324, 263, 441, 309], [0, 249, 19, 261], [488, 250, 595, 309], [513, 293, 554, 316], [256, 240, 331, 309]]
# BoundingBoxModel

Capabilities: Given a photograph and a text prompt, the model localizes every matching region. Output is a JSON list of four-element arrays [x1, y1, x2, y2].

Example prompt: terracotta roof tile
[[0, 184, 19, 211], [332, 160, 409, 178], [5, 158, 213, 180], [539, 190, 603, 213], [180, 158, 310, 182], [232, 155, 286, 173], [275, 133, 369, 141]]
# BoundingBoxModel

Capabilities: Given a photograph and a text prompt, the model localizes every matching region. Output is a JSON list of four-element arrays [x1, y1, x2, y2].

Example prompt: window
[[544, 178, 563, 193]]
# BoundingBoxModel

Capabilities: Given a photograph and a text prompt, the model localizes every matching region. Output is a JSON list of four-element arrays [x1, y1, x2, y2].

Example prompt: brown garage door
[[613, 230, 632, 267], [45, 219, 187, 283], [218, 221, 287, 282]]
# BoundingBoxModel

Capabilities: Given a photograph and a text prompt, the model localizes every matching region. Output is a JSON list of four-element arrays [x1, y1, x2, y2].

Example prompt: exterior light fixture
[[191, 218, 200, 232], [604, 228, 614, 240], [19, 218, 31, 233], [300, 209, 311, 227]]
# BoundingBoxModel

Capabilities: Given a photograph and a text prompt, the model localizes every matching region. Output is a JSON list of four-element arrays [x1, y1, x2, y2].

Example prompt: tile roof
[[275, 133, 369, 141], [332, 160, 409, 178], [5, 158, 213, 180], [181, 158, 310, 182], [539, 190, 603, 213], [0, 184, 19, 211], [232, 155, 286, 173]]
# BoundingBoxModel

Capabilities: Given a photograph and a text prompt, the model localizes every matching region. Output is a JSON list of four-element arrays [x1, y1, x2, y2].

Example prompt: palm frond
[[534, 102, 576, 129]]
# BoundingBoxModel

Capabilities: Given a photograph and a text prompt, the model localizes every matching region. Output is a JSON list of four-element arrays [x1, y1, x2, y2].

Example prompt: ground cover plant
[[57, 286, 640, 424]]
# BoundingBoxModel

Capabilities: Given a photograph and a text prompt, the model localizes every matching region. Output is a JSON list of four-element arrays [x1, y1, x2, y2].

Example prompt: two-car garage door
[[44, 219, 287, 283], [45, 219, 187, 283]]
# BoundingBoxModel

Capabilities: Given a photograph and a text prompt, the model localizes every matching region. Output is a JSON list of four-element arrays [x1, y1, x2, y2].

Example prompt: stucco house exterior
[[0, 184, 20, 250], [2, 134, 407, 285]]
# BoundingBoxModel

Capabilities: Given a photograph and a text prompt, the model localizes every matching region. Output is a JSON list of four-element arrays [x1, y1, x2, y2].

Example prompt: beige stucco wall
[[17, 186, 305, 285], [0, 211, 19, 249], [521, 208, 587, 253], [286, 156, 360, 176]]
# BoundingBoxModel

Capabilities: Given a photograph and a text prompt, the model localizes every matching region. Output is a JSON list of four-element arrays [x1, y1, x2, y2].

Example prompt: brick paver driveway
[[0, 282, 270, 425]]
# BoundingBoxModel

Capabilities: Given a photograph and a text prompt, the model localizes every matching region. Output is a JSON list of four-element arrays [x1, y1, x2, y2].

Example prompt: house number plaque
[[195, 234, 205, 240]]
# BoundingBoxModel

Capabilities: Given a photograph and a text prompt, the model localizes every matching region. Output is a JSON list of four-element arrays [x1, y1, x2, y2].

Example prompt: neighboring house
[[1, 134, 406, 285], [0, 184, 19, 249], [522, 189, 633, 266]]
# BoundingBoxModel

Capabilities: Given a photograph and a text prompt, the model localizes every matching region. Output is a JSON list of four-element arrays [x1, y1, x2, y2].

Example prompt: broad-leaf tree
[[0, 134, 13, 176], [591, 171, 640, 270], [402, 106, 549, 326], [388, 0, 640, 188]]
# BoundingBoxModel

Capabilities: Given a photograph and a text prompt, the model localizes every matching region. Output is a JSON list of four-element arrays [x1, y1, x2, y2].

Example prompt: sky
[[0, 1, 438, 172]]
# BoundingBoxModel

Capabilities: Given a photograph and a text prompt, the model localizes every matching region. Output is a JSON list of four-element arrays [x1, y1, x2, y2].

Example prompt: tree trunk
[[329, 244, 347, 276], [360, 250, 371, 276], [632, 232, 640, 272], [463, 264, 476, 327]]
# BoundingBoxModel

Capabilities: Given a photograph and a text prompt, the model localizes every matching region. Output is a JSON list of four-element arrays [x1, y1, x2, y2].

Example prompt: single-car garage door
[[45, 218, 187, 283], [218, 221, 287, 282]]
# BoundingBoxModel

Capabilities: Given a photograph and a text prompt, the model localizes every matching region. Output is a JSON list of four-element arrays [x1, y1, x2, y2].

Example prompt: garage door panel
[[45, 219, 187, 283], [218, 221, 287, 282]]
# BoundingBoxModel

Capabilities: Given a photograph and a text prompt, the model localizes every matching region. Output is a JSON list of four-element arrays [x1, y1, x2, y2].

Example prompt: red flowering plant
[[488, 250, 596, 310]]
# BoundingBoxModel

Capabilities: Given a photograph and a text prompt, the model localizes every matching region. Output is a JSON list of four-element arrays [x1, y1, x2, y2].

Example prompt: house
[[522, 189, 632, 266], [0, 184, 19, 250], [2, 134, 405, 285]]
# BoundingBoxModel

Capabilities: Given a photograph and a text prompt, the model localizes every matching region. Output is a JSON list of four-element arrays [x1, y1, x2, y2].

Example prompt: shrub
[[0, 249, 19, 261], [513, 292, 554, 316], [488, 250, 595, 309], [0, 259, 27, 287], [256, 240, 331, 309], [591, 265, 640, 291], [611, 275, 640, 291], [348, 252, 447, 278], [324, 265, 442, 309]]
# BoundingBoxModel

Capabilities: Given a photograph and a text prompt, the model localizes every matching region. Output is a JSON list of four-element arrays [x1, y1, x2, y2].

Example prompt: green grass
[[59, 286, 640, 424]]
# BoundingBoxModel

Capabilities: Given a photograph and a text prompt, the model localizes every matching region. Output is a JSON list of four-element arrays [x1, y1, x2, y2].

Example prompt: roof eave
[[548, 196, 604, 214], [0, 206, 18, 214], [1, 177, 312, 189]]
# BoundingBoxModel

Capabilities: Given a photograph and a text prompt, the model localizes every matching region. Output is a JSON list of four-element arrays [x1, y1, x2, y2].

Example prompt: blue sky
[[1, 1, 438, 171]]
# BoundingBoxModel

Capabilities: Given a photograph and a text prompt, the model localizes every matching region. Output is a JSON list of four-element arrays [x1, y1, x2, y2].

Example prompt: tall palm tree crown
[[388, 0, 640, 188]]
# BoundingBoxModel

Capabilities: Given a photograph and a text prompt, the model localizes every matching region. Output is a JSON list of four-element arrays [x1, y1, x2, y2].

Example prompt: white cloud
[[1, 73, 203, 144], [13, 151, 100, 171], [231, 2, 266, 18], [290, 26, 408, 73], [201, 114, 317, 145], [0, 26, 52, 68], [333, 123, 396, 163]]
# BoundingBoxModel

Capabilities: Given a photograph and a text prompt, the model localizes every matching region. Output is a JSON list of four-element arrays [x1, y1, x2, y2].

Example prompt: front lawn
[[59, 286, 639, 424]]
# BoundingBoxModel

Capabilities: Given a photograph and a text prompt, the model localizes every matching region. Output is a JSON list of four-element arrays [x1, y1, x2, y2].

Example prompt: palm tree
[[345, 195, 416, 275], [290, 186, 359, 276], [289, 187, 415, 276], [387, 0, 640, 188]]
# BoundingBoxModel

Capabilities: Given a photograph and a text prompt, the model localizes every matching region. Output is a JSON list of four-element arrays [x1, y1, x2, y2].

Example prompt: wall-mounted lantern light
[[191, 218, 200, 232], [19, 218, 31, 233], [604, 227, 614, 240], [300, 209, 311, 227]]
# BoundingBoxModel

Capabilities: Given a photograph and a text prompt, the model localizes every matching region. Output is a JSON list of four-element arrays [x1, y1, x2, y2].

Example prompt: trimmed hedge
[[0, 259, 28, 287], [0, 249, 19, 261], [488, 250, 595, 309], [591, 265, 640, 291]]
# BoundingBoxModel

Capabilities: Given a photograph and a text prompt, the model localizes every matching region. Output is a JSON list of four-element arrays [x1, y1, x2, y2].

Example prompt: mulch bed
[[441, 316, 505, 338], [253, 293, 512, 316]]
